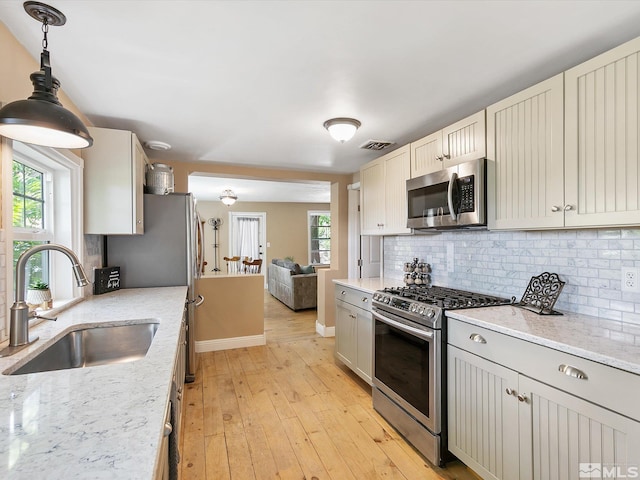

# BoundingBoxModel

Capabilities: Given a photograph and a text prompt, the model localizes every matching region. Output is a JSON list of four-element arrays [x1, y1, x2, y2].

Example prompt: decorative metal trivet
[[517, 272, 565, 315]]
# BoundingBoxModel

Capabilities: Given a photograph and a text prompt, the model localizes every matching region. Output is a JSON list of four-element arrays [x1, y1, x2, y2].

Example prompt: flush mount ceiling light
[[144, 140, 172, 151], [323, 117, 361, 143], [0, 1, 92, 149], [220, 189, 237, 206]]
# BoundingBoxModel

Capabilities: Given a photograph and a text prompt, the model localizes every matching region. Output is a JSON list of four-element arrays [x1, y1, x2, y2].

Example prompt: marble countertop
[[0, 286, 188, 479], [448, 306, 640, 376], [333, 277, 398, 294]]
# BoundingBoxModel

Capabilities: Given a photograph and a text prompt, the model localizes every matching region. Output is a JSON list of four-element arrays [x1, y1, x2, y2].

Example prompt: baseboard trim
[[316, 320, 335, 337], [195, 334, 266, 352]]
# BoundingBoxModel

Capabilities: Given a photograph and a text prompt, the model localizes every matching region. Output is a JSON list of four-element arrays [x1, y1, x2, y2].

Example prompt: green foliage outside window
[[310, 213, 331, 264], [12, 161, 48, 287], [13, 161, 44, 229]]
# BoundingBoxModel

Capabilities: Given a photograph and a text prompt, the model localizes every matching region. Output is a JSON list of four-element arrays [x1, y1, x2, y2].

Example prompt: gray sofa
[[268, 261, 317, 311]]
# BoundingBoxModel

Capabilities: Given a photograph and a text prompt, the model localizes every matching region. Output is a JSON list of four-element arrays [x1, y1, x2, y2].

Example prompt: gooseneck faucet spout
[[0, 244, 89, 357]]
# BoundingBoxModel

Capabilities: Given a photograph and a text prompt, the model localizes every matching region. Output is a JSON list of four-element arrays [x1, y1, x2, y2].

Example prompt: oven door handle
[[374, 312, 434, 341]]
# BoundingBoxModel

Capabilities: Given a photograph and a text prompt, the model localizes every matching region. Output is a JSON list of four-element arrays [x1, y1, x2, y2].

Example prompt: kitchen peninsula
[[195, 273, 265, 351], [0, 287, 187, 479]]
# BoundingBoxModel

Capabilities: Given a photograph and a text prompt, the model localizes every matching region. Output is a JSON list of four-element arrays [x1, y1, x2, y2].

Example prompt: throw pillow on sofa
[[299, 265, 314, 274]]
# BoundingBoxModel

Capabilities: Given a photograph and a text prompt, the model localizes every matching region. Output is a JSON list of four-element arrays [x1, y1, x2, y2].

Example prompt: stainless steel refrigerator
[[106, 193, 204, 382]]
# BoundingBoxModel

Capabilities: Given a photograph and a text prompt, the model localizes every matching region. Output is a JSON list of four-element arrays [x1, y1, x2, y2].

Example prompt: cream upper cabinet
[[410, 110, 486, 178], [410, 130, 443, 177], [564, 36, 640, 228], [360, 159, 385, 234], [360, 145, 411, 235], [83, 127, 147, 235], [487, 74, 565, 230]]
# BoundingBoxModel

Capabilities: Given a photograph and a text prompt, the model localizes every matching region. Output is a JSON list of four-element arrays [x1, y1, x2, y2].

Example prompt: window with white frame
[[308, 211, 330, 265], [12, 157, 53, 288], [4, 140, 84, 315]]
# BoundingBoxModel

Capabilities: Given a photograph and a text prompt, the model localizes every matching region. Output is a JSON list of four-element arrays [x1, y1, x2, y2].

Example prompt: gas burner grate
[[380, 285, 514, 309]]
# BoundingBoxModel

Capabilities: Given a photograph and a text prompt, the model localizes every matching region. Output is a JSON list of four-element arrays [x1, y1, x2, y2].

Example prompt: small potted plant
[[26, 280, 52, 310]]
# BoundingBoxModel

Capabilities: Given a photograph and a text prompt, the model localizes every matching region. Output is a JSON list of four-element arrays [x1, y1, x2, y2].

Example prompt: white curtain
[[233, 216, 260, 260]]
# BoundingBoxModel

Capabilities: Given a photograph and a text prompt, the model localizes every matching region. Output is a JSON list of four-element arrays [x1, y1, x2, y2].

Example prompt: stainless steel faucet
[[0, 244, 89, 357]]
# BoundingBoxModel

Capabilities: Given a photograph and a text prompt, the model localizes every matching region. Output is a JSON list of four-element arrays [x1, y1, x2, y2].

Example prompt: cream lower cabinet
[[448, 319, 640, 480], [334, 285, 373, 384], [83, 127, 147, 234], [410, 110, 486, 177], [487, 74, 565, 230], [360, 145, 411, 235]]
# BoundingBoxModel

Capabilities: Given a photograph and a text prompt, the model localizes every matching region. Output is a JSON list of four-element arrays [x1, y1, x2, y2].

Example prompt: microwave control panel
[[459, 175, 475, 213]]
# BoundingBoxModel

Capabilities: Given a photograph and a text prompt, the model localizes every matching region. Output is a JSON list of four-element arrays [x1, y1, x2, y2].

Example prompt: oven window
[[374, 320, 431, 418], [407, 183, 450, 219]]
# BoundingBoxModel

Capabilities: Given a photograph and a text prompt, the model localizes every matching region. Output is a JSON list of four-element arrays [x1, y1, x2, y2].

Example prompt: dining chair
[[242, 258, 262, 274], [223, 256, 242, 274]]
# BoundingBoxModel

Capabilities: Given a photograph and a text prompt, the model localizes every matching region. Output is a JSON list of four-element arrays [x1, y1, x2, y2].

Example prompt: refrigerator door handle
[[196, 214, 205, 277], [186, 294, 204, 307]]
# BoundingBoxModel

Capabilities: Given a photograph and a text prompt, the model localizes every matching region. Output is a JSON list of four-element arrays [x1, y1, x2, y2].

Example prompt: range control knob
[[426, 308, 435, 318], [410, 304, 418, 312], [384, 297, 390, 304]]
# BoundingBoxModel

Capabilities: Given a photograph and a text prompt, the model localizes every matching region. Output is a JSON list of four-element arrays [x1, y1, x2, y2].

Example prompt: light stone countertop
[[0, 286, 188, 479], [447, 305, 640, 376], [333, 277, 398, 294]]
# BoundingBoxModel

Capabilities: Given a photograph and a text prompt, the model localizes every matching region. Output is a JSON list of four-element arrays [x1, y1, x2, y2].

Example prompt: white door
[[229, 212, 267, 276]]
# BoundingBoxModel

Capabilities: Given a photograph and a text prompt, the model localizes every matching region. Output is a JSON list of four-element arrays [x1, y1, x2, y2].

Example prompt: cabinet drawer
[[334, 285, 372, 312], [448, 317, 640, 421]]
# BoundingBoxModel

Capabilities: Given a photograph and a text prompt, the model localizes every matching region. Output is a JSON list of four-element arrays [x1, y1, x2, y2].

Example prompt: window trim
[[308, 210, 331, 265], [2, 140, 84, 341]]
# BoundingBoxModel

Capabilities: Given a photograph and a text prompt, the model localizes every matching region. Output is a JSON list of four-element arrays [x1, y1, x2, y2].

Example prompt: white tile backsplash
[[383, 227, 640, 321]]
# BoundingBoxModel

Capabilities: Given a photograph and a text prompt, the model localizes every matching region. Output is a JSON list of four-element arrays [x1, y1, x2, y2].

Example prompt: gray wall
[[383, 228, 640, 324]]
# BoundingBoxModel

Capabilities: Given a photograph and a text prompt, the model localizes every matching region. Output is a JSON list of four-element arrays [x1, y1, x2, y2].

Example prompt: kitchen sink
[[5, 321, 159, 375]]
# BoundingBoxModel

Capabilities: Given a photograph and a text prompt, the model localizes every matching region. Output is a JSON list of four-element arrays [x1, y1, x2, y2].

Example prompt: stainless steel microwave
[[406, 158, 486, 230]]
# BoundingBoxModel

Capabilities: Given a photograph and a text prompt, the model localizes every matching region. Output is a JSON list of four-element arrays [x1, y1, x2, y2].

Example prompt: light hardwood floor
[[179, 291, 477, 480]]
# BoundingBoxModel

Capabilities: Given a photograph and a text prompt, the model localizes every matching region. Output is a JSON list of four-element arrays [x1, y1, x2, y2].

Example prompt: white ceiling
[[2, 0, 640, 181]]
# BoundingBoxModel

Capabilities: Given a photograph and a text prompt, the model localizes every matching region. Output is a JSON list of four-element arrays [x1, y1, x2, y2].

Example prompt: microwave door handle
[[447, 172, 458, 221]]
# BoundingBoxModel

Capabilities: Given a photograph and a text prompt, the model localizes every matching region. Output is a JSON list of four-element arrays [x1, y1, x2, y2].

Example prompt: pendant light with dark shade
[[0, 2, 93, 149]]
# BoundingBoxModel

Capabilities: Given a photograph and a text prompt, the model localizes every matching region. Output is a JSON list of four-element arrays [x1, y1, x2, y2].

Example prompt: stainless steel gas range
[[371, 285, 513, 466]]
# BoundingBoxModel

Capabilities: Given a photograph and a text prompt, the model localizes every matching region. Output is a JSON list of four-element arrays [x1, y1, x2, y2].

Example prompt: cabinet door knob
[[436, 155, 444, 162], [564, 205, 574, 211], [164, 422, 173, 436], [551, 206, 561, 212], [517, 394, 529, 403], [469, 333, 487, 344], [348, 314, 356, 319], [362, 297, 368, 302], [558, 364, 588, 380], [505, 388, 516, 396], [341, 291, 346, 295]]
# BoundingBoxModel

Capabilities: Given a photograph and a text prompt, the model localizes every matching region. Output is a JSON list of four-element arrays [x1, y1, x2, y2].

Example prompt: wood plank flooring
[[180, 291, 477, 480]]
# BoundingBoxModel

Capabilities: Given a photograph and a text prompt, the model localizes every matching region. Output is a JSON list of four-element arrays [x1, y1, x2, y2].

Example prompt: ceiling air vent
[[359, 140, 395, 151]]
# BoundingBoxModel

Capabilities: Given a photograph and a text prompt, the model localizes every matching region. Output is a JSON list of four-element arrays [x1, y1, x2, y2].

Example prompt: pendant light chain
[[41, 17, 48, 50]]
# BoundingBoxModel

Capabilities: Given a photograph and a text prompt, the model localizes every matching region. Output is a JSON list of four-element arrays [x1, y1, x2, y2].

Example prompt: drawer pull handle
[[558, 364, 588, 380], [469, 333, 487, 344], [517, 394, 529, 403], [341, 291, 346, 295], [349, 314, 356, 319], [505, 388, 516, 396], [362, 297, 368, 302]]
